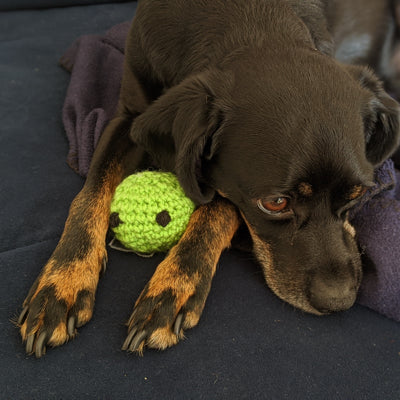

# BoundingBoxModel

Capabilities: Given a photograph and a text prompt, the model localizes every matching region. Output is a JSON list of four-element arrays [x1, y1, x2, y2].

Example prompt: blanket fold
[[60, 23, 400, 321], [60, 22, 130, 176]]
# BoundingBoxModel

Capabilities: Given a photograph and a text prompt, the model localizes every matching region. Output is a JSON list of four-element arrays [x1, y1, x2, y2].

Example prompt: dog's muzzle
[[308, 271, 358, 313]]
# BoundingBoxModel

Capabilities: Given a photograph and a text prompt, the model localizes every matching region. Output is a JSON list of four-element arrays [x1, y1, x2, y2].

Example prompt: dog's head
[[130, 49, 400, 315]]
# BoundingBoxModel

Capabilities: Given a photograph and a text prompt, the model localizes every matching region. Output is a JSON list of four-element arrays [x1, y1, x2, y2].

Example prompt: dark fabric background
[[0, 0, 131, 11], [1, 2, 400, 399]]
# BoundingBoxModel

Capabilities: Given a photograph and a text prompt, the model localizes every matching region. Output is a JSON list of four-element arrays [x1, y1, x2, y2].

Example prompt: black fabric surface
[[0, 0, 131, 11], [1, 2, 400, 399]]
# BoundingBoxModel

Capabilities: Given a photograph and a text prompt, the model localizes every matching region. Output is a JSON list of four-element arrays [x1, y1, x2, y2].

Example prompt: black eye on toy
[[156, 210, 171, 227], [109, 212, 122, 228]]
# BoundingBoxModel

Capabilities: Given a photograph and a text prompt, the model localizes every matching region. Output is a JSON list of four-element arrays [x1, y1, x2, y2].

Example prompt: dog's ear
[[130, 70, 232, 204], [287, 0, 334, 56], [345, 65, 400, 166]]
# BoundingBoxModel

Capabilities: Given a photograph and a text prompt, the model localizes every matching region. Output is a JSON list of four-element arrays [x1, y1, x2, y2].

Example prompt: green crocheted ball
[[109, 171, 196, 254]]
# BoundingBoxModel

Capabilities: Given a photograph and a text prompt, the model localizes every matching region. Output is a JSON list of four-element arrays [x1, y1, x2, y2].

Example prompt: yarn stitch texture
[[110, 171, 196, 253]]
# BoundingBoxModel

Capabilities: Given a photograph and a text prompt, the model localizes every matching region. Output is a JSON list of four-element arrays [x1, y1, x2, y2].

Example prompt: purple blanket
[[60, 23, 400, 322], [60, 22, 130, 176]]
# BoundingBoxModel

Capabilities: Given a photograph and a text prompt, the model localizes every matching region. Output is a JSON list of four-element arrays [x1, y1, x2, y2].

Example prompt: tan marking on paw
[[183, 310, 201, 329], [20, 321, 28, 340], [48, 322, 69, 346], [143, 251, 201, 306], [77, 308, 93, 326], [147, 327, 179, 350]]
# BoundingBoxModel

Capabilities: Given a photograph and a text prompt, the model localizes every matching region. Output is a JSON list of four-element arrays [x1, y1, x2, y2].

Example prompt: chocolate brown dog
[[18, 0, 400, 357]]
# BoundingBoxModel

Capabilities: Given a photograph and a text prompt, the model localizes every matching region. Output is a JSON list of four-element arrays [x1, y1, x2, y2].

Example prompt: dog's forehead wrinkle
[[229, 48, 365, 111], [226, 109, 366, 168]]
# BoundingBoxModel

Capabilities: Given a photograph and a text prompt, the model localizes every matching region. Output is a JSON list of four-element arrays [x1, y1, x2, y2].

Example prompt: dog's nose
[[309, 274, 357, 313]]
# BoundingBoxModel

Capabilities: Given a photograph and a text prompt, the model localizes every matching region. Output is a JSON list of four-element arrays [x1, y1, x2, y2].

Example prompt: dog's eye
[[257, 197, 292, 215]]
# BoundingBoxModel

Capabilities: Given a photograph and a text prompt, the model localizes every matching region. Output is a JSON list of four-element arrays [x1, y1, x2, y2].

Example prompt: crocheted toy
[[109, 171, 196, 254]]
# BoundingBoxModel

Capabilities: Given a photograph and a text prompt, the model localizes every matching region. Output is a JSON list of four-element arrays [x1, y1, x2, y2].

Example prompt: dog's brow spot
[[217, 190, 228, 198], [298, 182, 313, 197], [347, 185, 367, 200]]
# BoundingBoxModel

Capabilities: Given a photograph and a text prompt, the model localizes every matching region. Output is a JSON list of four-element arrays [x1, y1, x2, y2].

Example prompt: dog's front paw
[[122, 256, 209, 354], [122, 288, 205, 354], [18, 256, 106, 357]]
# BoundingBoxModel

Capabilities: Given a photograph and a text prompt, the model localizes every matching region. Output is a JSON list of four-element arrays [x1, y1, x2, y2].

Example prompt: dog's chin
[[248, 231, 323, 315]]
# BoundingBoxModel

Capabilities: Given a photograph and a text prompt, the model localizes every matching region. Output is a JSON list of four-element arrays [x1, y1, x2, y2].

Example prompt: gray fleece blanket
[[59, 22, 400, 322]]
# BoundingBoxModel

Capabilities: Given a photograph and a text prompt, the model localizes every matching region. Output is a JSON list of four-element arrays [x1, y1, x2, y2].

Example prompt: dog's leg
[[122, 197, 240, 354], [17, 35, 152, 356], [18, 113, 148, 357]]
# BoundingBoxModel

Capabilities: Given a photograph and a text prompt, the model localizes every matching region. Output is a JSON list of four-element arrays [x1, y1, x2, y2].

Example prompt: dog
[[18, 0, 400, 357]]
